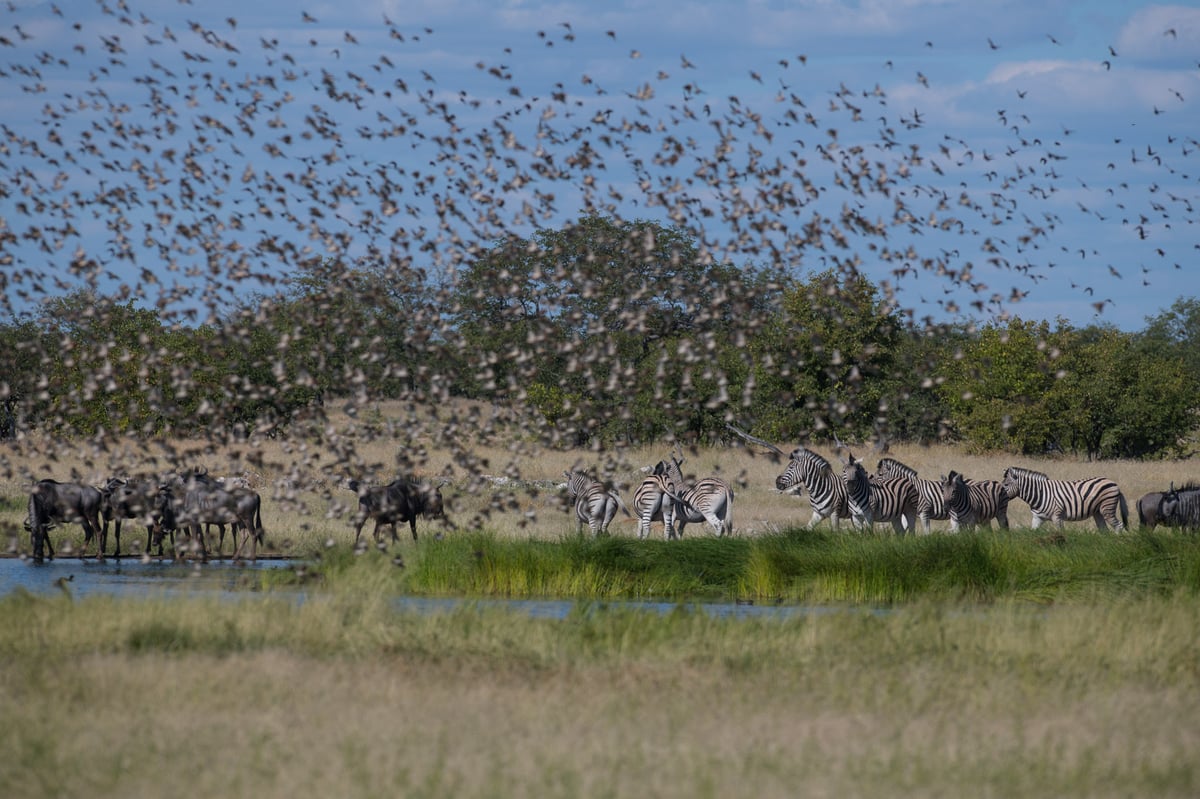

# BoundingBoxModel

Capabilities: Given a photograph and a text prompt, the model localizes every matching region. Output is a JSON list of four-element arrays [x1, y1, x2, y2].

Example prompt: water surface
[[0, 556, 864, 620]]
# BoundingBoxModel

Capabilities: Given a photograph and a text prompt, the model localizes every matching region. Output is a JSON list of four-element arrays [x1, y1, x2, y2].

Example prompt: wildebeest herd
[[22, 468, 449, 563], [17, 444, 1200, 561]]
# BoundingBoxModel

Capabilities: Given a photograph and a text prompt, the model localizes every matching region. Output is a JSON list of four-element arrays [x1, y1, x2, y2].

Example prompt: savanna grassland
[[2, 401, 1200, 798], [1, 398, 1197, 553]]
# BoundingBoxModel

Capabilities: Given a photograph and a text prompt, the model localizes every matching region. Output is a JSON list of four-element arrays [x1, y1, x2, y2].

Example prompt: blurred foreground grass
[[0, 583, 1197, 798]]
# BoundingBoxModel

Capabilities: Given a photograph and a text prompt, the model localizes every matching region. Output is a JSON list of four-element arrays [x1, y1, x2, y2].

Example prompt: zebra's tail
[[1119, 492, 1129, 530], [612, 490, 634, 519]]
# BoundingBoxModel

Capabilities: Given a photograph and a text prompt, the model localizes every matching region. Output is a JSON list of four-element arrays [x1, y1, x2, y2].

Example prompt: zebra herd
[[565, 448, 735, 540], [559, 425, 1200, 539]]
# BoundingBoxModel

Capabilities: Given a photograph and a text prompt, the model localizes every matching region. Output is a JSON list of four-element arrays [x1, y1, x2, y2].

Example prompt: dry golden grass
[[1, 594, 1198, 798], [2, 399, 1197, 555]]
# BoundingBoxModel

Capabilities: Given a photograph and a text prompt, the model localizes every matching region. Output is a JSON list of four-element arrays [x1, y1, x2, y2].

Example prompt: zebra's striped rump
[[1001, 466, 1127, 531], [634, 469, 678, 540], [660, 455, 734, 537], [876, 457, 948, 534], [564, 470, 630, 537]]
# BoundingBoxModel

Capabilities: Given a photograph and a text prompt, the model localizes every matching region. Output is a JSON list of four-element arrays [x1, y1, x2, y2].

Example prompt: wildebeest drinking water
[[347, 477, 449, 544], [25, 479, 103, 561]]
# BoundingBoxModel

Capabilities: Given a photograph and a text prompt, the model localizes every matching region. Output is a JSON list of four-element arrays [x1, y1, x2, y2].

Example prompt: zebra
[[875, 457, 948, 533], [841, 452, 918, 534], [657, 453, 734, 537], [1157, 482, 1200, 530], [1000, 466, 1128, 531], [633, 462, 679, 540], [723, 423, 846, 530], [775, 446, 850, 530], [939, 470, 1011, 532], [563, 470, 631, 537]]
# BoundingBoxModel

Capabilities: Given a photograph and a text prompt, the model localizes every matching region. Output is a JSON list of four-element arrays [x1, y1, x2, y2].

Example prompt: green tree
[[450, 214, 780, 444], [1050, 325, 1196, 459], [743, 267, 902, 444], [937, 318, 1065, 454]]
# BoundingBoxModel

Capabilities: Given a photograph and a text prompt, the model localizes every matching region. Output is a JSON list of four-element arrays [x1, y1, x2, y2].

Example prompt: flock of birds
[[0, 2, 1195, 510]]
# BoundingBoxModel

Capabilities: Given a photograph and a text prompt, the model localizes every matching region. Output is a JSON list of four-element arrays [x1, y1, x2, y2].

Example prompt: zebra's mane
[[1007, 466, 1047, 481], [792, 446, 834, 470], [1171, 481, 1200, 492], [877, 457, 917, 479]]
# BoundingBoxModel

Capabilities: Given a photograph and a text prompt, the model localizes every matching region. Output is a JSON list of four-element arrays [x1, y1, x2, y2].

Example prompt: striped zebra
[[775, 447, 850, 530], [874, 457, 948, 533], [658, 454, 734, 537], [722, 424, 846, 530], [841, 453, 918, 534], [564, 470, 631, 537], [1000, 466, 1128, 531], [633, 461, 679, 540], [1158, 482, 1200, 530], [939, 470, 1010, 531]]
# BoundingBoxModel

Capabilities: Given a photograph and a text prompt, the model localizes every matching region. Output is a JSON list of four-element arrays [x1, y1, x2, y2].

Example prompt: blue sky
[[0, 0, 1197, 331]]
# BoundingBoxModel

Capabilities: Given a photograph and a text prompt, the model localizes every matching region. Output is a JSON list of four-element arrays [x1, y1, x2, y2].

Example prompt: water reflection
[[0, 557, 865, 620]]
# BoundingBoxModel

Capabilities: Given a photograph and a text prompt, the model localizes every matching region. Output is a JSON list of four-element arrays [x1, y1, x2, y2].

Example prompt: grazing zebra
[[1000, 467, 1127, 531], [658, 454, 734, 537], [564, 470, 631, 537], [774, 447, 850, 530], [939, 470, 1011, 532], [875, 457, 948, 533], [1157, 483, 1200, 530], [841, 453, 918, 534]]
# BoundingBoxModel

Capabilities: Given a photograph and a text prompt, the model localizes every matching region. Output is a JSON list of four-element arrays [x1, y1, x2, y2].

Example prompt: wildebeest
[[347, 478, 448, 544], [100, 477, 174, 557], [1137, 491, 1166, 530], [1158, 482, 1200, 531], [25, 479, 103, 561], [169, 469, 265, 560]]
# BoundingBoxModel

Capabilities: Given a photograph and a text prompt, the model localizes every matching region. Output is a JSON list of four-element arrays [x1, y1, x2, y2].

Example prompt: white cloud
[[1115, 4, 1200, 61]]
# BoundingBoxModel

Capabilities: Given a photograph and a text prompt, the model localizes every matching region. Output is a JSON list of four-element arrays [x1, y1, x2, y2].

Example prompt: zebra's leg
[[1093, 510, 1109, 532], [603, 497, 618, 535]]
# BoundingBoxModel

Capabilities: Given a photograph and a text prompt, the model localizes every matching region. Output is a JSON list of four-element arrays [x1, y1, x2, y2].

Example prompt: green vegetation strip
[[279, 528, 1200, 604]]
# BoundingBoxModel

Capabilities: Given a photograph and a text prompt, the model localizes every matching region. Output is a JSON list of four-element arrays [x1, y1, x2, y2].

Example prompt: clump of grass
[[275, 527, 1200, 606]]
